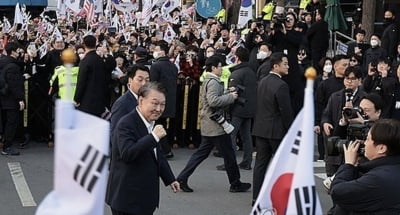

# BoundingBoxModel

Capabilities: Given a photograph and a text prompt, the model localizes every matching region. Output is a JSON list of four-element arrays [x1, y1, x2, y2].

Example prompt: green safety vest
[[200, 64, 234, 89], [50, 65, 79, 101], [299, 0, 311, 9], [215, 9, 226, 23], [262, 2, 275, 21]]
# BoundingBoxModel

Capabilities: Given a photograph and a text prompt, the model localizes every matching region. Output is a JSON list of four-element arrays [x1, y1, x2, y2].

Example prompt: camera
[[229, 80, 247, 106], [327, 123, 370, 156], [343, 107, 366, 120], [209, 112, 235, 134], [271, 14, 289, 31]]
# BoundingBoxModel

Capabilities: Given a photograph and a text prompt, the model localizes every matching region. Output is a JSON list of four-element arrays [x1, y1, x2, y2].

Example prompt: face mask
[[384, 18, 394, 24], [257, 51, 268, 60], [206, 52, 214, 58], [126, 56, 131, 61], [153, 51, 159, 59], [370, 39, 379, 47], [79, 53, 85, 60], [323, 65, 332, 73]]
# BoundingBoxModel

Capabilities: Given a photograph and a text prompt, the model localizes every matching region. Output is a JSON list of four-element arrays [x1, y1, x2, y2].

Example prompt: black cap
[[133, 47, 147, 56]]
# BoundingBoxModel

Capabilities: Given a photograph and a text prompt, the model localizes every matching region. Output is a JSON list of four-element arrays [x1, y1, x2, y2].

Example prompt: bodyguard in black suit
[[110, 65, 150, 136], [150, 41, 178, 158], [252, 52, 294, 203], [106, 82, 180, 215], [74, 35, 108, 117], [0, 42, 25, 156]]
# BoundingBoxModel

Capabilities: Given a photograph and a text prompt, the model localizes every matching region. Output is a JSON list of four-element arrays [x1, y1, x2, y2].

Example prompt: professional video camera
[[209, 112, 234, 134], [229, 79, 247, 106], [343, 107, 367, 120], [326, 123, 370, 157], [272, 14, 290, 31]]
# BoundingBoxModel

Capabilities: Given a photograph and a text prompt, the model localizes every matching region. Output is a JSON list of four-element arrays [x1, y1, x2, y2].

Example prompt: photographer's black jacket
[[228, 62, 257, 118], [331, 156, 400, 214]]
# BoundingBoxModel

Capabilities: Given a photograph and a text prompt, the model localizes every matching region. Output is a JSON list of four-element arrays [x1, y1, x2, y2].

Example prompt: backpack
[[0, 65, 9, 96]]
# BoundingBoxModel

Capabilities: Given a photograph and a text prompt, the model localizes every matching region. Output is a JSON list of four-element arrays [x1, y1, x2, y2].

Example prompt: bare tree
[[361, 0, 376, 39]]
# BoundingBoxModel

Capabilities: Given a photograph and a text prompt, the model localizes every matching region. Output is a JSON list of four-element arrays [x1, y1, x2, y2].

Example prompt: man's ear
[[378, 144, 388, 155]]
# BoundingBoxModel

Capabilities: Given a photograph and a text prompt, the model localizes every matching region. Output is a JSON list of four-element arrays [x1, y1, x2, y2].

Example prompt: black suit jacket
[[106, 110, 176, 215], [321, 88, 367, 138], [74, 50, 108, 117], [110, 91, 137, 136], [150, 56, 177, 118], [252, 73, 294, 139]]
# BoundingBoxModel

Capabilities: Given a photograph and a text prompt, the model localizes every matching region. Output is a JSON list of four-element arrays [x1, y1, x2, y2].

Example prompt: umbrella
[[324, 0, 348, 32]]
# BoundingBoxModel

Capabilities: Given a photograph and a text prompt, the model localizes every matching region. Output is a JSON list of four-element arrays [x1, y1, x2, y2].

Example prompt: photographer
[[176, 56, 251, 193], [330, 119, 400, 214], [226, 47, 257, 170], [322, 66, 366, 176], [363, 57, 396, 118]]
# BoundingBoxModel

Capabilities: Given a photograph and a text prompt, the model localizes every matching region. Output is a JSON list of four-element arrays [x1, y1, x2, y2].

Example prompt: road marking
[[8, 162, 37, 207], [313, 161, 325, 168], [314, 173, 328, 180]]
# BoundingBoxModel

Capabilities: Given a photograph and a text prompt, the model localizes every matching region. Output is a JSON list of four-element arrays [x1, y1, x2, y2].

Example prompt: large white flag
[[161, 0, 180, 16], [36, 100, 110, 215], [14, 3, 24, 25], [140, 0, 153, 26], [94, 0, 103, 14], [251, 68, 322, 215], [65, 0, 81, 14], [163, 24, 176, 44], [237, 0, 252, 28]]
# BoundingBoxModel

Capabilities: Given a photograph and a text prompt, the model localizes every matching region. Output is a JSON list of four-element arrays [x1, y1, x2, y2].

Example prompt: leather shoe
[[238, 163, 252, 170], [179, 180, 193, 192], [165, 152, 174, 159], [216, 164, 225, 171], [213, 151, 222, 157], [230, 182, 251, 193]]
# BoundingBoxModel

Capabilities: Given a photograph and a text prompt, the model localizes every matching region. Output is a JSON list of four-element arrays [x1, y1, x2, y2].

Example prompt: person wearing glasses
[[321, 66, 366, 176]]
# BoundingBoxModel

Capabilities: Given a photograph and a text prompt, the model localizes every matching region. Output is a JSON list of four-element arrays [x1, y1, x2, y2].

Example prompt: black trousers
[[252, 136, 281, 201], [156, 117, 175, 154], [111, 208, 151, 215], [177, 134, 241, 185], [2, 109, 20, 149]]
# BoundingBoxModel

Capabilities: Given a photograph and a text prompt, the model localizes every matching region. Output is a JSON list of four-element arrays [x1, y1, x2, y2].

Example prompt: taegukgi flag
[[251, 68, 322, 215], [237, 0, 252, 28], [36, 100, 110, 215]]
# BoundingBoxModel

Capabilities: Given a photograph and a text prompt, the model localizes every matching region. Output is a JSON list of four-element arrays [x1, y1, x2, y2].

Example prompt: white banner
[[36, 100, 110, 215]]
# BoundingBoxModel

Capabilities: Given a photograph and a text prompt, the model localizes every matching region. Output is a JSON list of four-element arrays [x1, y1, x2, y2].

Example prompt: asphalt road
[[0, 142, 332, 215]]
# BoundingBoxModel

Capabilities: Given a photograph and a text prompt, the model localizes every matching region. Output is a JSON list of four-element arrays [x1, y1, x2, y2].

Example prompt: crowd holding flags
[[250, 68, 322, 215]]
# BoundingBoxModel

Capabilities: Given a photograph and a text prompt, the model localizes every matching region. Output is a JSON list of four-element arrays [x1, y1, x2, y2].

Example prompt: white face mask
[[153, 51, 159, 59], [257, 51, 269, 60], [370, 39, 379, 47], [206, 52, 214, 58], [323, 64, 332, 73], [79, 53, 85, 60]]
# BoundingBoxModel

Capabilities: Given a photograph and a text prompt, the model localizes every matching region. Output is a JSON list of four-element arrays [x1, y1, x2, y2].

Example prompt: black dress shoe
[[165, 152, 174, 159], [216, 164, 225, 171], [213, 151, 222, 157], [238, 163, 252, 170], [179, 181, 193, 192], [230, 182, 251, 193]]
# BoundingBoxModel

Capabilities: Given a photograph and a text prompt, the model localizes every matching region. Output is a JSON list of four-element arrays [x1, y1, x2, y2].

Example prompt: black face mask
[[383, 18, 394, 25]]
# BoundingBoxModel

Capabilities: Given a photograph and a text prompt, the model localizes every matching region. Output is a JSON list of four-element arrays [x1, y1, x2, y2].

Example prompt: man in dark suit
[[106, 82, 180, 215], [322, 66, 366, 176], [252, 52, 294, 204], [150, 41, 178, 158], [110, 65, 150, 136], [74, 35, 108, 117], [0, 42, 25, 156], [306, 8, 329, 67]]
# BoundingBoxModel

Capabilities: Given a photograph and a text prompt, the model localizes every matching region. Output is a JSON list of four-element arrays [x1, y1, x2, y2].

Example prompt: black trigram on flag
[[239, 10, 248, 16], [294, 185, 317, 215], [291, 130, 302, 155], [73, 145, 108, 193], [253, 203, 276, 215]]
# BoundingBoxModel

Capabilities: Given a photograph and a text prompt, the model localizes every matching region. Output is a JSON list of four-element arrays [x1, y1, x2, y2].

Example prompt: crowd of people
[[1, 0, 400, 214]]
